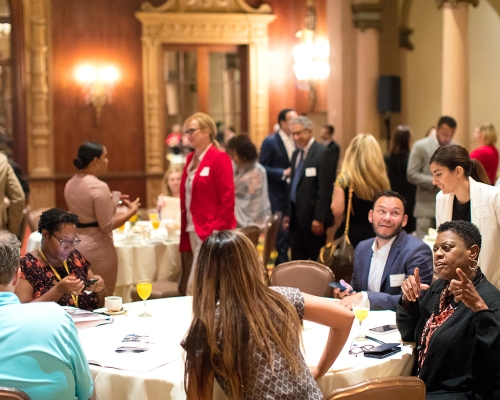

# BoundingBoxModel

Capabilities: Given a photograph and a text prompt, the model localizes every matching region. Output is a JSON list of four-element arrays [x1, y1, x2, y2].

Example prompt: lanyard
[[38, 248, 79, 308]]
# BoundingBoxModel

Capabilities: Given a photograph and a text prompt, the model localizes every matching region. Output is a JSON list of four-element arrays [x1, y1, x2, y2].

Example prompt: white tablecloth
[[79, 297, 414, 400], [26, 231, 182, 303]]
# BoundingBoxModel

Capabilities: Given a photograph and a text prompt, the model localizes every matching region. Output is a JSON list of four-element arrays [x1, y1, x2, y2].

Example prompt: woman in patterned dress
[[226, 135, 271, 231], [183, 230, 354, 399], [64, 142, 140, 295], [397, 220, 500, 398], [15, 208, 106, 310]]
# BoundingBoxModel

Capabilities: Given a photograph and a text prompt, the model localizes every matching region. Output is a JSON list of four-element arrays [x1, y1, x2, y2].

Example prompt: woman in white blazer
[[430, 144, 500, 289]]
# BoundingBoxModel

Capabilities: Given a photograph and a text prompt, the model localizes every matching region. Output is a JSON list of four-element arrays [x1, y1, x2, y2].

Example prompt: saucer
[[102, 308, 126, 316]]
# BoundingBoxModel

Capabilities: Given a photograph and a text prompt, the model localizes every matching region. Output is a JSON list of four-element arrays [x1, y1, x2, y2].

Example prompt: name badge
[[199, 166, 210, 177], [474, 205, 491, 219], [305, 167, 317, 177], [389, 273, 405, 287]]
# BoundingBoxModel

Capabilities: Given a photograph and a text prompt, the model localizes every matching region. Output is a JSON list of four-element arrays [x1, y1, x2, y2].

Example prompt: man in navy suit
[[335, 190, 433, 310], [283, 116, 336, 261], [320, 124, 339, 235], [259, 108, 297, 264]]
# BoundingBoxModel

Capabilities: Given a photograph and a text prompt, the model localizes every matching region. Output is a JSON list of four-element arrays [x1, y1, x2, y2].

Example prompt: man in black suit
[[259, 108, 297, 264], [283, 116, 336, 261], [320, 124, 340, 238]]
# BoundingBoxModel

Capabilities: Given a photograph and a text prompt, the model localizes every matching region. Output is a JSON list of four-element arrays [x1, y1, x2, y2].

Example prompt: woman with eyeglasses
[[180, 112, 236, 295], [15, 208, 106, 310]]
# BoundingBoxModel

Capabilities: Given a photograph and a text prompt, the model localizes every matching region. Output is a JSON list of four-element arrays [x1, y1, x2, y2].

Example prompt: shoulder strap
[[344, 185, 354, 235]]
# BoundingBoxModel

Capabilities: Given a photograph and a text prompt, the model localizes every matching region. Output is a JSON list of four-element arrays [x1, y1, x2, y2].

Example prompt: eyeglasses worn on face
[[349, 344, 374, 356], [185, 128, 200, 135], [52, 234, 81, 249]]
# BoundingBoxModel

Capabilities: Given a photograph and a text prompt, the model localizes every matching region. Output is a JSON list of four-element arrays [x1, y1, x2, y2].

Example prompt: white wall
[[470, 1, 500, 148], [406, 0, 500, 150]]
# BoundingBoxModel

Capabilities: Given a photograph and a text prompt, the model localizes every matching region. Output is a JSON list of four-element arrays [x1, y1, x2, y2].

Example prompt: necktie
[[290, 150, 304, 203]]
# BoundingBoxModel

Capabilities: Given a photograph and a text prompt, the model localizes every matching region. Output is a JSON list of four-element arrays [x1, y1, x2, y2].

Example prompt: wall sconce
[[75, 64, 120, 125], [292, 0, 330, 111]]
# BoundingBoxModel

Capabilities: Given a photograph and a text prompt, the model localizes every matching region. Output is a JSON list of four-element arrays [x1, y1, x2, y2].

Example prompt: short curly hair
[[38, 208, 79, 235], [437, 220, 481, 251], [226, 135, 258, 163]]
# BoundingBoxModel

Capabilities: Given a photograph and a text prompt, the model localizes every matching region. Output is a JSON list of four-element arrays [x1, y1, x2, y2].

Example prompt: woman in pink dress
[[64, 142, 140, 294]]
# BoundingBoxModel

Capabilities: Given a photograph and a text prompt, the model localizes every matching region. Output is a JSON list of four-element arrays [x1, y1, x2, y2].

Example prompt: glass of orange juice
[[151, 219, 160, 230], [136, 279, 153, 317], [352, 298, 370, 340]]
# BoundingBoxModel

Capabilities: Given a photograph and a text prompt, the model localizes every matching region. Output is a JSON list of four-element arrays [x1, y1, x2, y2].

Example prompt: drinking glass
[[352, 298, 370, 340], [136, 279, 153, 317]]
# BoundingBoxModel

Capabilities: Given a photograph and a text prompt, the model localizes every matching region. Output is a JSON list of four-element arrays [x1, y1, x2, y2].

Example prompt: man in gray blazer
[[407, 116, 456, 238]]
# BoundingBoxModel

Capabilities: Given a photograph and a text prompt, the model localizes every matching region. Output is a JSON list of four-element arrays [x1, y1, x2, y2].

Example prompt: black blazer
[[259, 131, 291, 213], [288, 141, 336, 229]]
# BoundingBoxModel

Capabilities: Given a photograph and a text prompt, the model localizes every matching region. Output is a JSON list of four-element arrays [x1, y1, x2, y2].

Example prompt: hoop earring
[[469, 259, 478, 272]]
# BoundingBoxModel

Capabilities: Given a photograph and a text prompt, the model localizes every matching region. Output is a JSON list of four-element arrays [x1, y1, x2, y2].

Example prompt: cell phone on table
[[368, 324, 398, 334], [84, 278, 99, 288], [329, 282, 353, 293]]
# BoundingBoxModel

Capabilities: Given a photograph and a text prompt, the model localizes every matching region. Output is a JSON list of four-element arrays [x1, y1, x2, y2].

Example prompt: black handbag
[[318, 186, 354, 283]]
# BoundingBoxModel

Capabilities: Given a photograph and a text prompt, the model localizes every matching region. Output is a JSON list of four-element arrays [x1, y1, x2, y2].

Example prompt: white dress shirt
[[278, 129, 296, 161], [366, 236, 397, 293]]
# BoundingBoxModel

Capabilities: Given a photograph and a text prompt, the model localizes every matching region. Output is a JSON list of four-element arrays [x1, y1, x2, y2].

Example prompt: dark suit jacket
[[324, 140, 340, 226], [351, 230, 433, 310], [287, 141, 335, 229], [259, 131, 291, 213]]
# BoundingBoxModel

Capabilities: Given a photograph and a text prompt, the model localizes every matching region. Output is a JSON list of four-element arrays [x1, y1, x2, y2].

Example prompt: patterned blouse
[[214, 287, 323, 400], [20, 250, 98, 311]]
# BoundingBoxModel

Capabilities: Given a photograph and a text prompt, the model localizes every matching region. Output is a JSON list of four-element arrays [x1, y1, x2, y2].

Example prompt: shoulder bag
[[318, 186, 355, 283]]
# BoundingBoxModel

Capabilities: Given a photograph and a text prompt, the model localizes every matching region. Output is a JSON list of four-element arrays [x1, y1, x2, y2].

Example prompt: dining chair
[[130, 250, 193, 300], [270, 260, 334, 297], [262, 212, 281, 269], [27, 207, 50, 232], [240, 225, 260, 247], [322, 376, 426, 400], [0, 386, 31, 400]]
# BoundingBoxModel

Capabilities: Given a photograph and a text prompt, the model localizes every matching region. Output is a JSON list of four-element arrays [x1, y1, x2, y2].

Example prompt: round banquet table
[[78, 297, 414, 400]]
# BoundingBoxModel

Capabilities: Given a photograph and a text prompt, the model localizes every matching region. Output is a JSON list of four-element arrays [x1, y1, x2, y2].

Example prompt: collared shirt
[[322, 138, 333, 147], [295, 137, 315, 168], [185, 144, 212, 233], [367, 236, 397, 292], [0, 292, 93, 400], [278, 129, 296, 161]]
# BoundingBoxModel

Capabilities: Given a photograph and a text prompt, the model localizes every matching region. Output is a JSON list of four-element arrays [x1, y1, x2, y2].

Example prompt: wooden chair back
[[270, 260, 334, 297], [0, 386, 31, 400], [262, 212, 281, 269], [27, 208, 50, 232], [240, 225, 260, 247], [323, 377, 426, 400]]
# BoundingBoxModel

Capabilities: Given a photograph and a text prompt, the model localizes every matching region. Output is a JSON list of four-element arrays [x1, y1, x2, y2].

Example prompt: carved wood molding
[[25, 0, 53, 181], [436, 0, 479, 8], [140, 0, 271, 14], [136, 1, 275, 205]]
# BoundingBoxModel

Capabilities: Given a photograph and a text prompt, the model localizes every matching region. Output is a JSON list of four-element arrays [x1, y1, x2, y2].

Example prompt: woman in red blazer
[[180, 112, 236, 294]]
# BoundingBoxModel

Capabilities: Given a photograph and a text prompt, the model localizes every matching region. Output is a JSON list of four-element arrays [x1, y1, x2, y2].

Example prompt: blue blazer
[[351, 230, 433, 310], [259, 131, 291, 213]]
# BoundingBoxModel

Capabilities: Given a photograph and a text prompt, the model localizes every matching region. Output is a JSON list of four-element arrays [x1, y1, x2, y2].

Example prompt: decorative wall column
[[438, 0, 479, 148], [326, 0, 357, 156], [352, 1, 381, 139], [25, 0, 55, 209]]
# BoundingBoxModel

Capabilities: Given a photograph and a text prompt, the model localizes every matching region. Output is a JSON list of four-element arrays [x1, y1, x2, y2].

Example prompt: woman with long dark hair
[[384, 125, 417, 233], [430, 144, 500, 288], [183, 230, 353, 399], [64, 141, 140, 294]]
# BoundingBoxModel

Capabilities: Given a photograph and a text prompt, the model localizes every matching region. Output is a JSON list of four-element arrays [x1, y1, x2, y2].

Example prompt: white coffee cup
[[105, 296, 122, 312], [112, 191, 122, 205]]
